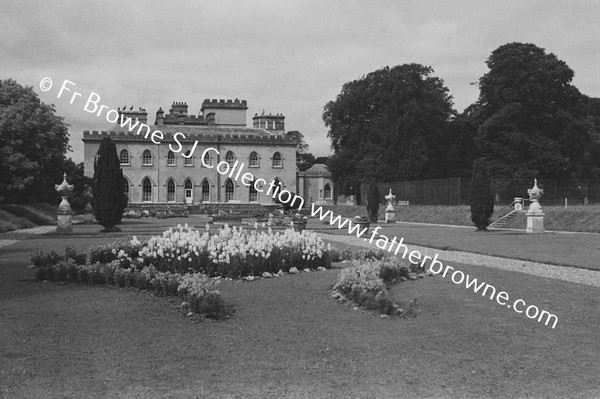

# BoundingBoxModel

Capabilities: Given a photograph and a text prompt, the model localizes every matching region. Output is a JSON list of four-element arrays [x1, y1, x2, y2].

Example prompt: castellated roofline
[[201, 98, 248, 109], [82, 129, 296, 146], [253, 113, 285, 119]]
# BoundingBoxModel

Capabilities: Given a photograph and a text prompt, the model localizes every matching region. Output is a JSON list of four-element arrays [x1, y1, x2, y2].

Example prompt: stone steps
[[490, 210, 521, 228]]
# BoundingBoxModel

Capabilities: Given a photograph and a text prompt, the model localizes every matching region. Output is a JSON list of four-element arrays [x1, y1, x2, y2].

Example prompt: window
[[142, 150, 152, 166], [203, 152, 212, 167], [123, 177, 129, 197], [272, 152, 282, 168], [249, 181, 258, 202], [167, 179, 175, 202], [184, 179, 193, 203], [119, 149, 130, 165], [272, 178, 282, 203], [201, 179, 210, 203], [225, 151, 235, 167], [184, 150, 193, 166], [225, 179, 234, 202], [167, 151, 175, 166], [249, 152, 259, 167], [324, 183, 332, 199], [142, 177, 152, 202]]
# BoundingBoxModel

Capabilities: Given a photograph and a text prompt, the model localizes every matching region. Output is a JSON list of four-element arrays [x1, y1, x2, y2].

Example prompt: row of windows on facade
[[124, 177, 332, 202], [118, 149, 284, 168]]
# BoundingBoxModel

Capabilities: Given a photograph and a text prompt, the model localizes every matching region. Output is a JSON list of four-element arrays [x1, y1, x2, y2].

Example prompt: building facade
[[83, 99, 297, 206], [297, 164, 354, 206]]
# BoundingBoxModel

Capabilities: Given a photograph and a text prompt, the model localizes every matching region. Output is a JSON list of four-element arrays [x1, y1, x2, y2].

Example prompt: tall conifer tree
[[470, 158, 494, 231], [92, 137, 126, 230]]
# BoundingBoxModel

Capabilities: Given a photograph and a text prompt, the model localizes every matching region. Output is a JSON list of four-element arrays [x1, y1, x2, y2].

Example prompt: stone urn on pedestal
[[526, 179, 544, 234], [55, 173, 74, 234], [384, 188, 396, 223], [291, 213, 307, 232]]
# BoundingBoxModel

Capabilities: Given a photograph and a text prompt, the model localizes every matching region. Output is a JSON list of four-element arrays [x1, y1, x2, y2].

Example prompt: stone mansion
[[82, 98, 338, 207]]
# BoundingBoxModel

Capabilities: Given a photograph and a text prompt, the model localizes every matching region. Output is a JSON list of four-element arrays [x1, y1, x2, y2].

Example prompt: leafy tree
[[323, 64, 455, 189], [366, 183, 380, 223], [92, 137, 127, 231], [444, 109, 479, 178], [470, 158, 494, 230], [62, 159, 92, 213], [286, 130, 316, 172], [470, 42, 600, 193], [0, 79, 70, 203]]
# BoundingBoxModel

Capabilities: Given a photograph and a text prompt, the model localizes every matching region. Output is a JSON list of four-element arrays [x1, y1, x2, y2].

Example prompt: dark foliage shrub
[[187, 292, 235, 320], [65, 246, 87, 265], [366, 183, 380, 223], [92, 137, 127, 230], [31, 250, 62, 267], [470, 158, 494, 230]]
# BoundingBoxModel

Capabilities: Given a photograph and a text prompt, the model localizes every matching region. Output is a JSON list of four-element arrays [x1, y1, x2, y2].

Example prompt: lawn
[[321, 204, 600, 233], [1, 218, 599, 398], [308, 219, 600, 270]]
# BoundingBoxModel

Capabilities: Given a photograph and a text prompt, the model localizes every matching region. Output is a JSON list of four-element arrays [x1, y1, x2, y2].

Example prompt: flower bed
[[32, 224, 333, 319], [35, 258, 233, 320], [332, 257, 424, 317], [122, 224, 332, 278]]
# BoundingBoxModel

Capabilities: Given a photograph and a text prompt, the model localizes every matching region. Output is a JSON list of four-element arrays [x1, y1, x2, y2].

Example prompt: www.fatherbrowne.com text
[[310, 204, 559, 329], [43, 76, 558, 330]]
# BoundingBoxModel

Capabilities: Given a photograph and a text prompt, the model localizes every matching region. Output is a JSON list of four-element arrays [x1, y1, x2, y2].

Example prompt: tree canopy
[[468, 42, 600, 191], [285, 130, 316, 172], [0, 79, 70, 203], [323, 64, 455, 194]]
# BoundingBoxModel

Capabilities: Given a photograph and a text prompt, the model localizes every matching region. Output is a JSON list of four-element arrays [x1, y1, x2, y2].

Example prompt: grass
[[322, 204, 600, 233], [312, 221, 599, 270], [501, 205, 600, 232], [1, 218, 599, 397], [0, 204, 57, 233]]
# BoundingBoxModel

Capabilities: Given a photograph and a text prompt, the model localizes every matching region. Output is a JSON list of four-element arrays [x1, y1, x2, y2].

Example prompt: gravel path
[[319, 232, 600, 288]]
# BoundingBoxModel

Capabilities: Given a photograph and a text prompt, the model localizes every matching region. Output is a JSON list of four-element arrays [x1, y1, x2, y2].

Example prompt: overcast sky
[[2, 0, 599, 163]]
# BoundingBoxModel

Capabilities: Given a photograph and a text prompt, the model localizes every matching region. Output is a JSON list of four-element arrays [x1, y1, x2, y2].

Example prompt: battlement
[[82, 128, 296, 145], [118, 106, 148, 124], [201, 98, 248, 109], [252, 112, 285, 131]]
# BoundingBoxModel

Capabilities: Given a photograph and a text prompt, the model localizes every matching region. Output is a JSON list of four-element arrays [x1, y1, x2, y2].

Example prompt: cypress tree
[[470, 158, 494, 231], [92, 137, 127, 231], [366, 183, 380, 223]]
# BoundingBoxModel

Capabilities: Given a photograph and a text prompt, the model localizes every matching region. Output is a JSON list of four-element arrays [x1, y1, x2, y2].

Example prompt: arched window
[[167, 179, 175, 202], [184, 178, 193, 203], [184, 150, 193, 166], [249, 152, 259, 167], [272, 152, 282, 168], [119, 149, 130, 165], [123, 177, 130, 197], [272, 178, 282, 203], [225, 151, 235, 167], [203, 151, 212, 167], [324, 183, 332, 199], [225, 179, 235, 202], [142, 150, 152, 166], [142, 177, 152, 202], [167, 151, 175, 166], [249, 180, 258, 202], [201, 179, 210, 202]]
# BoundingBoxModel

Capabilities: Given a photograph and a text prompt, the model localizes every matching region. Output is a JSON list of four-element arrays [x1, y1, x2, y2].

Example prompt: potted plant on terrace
[[292, 213, 308, 232], [354, 215, 370, 232]]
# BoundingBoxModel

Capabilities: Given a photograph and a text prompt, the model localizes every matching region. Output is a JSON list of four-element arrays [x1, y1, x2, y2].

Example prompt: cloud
[[2, 0, 599, 162]]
